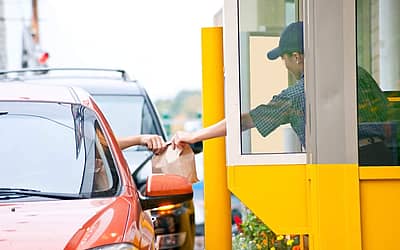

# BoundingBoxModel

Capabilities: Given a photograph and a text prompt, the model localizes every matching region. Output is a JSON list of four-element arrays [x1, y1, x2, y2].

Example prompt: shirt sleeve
[[249, 91, 292, 137], [357, 66, 390, 139]]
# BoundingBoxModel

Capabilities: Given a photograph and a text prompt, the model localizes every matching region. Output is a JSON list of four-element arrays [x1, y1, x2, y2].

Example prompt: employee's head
[[267, 21, 304, 79]]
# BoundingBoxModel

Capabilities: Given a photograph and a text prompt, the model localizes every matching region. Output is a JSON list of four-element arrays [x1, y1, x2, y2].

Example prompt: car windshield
[[0, 101, 119, 197]]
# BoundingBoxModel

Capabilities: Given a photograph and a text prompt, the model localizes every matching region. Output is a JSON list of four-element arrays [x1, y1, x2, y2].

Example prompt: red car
[[1, 68, 198, 250], [0, 83, 193, 250]]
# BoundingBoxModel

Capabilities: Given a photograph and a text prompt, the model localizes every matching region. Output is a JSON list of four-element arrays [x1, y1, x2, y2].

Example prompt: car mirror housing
[[139, 174, 193, 210], [190, 141, 203, 154]]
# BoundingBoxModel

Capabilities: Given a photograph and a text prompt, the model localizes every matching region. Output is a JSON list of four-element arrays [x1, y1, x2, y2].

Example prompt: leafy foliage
[[155, 90, 201, 118], [232, 209, 302, 250]]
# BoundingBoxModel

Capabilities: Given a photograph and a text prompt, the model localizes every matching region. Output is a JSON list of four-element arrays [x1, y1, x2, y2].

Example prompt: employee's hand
[[171, 131, 195, 150]]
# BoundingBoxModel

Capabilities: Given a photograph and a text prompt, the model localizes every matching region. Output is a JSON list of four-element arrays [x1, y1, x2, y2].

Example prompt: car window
[[0, 101, 119, 197], [141, 102, 158, 135], [92, 94, 163, 189], [91, 122, 120, 196], [93, 95, 158, 139]]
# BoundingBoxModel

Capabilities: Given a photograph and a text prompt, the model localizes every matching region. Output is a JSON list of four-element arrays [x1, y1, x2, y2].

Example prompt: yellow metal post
[[201, 27, 231, 250]]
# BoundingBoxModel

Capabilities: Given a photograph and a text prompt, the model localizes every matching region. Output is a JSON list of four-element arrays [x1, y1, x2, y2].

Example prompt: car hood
[[0, 198, 129, 249]]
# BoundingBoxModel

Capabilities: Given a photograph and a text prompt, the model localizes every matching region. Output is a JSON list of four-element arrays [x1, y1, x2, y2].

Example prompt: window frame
[[223, 0, 307, 166]]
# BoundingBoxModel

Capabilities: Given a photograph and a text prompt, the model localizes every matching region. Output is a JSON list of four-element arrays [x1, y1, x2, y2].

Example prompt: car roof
[[0, 68, 145, 96], [21, 77, 144, 95], [0, 83, 91, 104]]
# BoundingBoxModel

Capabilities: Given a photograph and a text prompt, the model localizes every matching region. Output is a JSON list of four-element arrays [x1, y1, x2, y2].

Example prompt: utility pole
[[31, 0, 39, 43]]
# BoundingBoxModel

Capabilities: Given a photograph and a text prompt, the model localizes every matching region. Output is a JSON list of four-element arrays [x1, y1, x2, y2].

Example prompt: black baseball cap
[[267, 21, 304, 60]]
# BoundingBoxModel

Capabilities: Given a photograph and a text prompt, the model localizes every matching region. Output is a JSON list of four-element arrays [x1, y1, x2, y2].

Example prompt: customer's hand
[[140, 134, 167, 154]]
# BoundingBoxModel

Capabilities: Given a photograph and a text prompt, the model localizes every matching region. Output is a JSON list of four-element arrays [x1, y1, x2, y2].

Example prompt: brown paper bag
[[151, 144, 199, 183]]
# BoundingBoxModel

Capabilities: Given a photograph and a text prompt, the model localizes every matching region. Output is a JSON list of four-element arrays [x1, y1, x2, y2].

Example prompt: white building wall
[[0, 0, 8, 68], [3, 0, 32, 69]]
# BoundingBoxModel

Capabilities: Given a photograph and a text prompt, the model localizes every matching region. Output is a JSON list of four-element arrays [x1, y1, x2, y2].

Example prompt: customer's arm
[[117, 134, 166, 154]]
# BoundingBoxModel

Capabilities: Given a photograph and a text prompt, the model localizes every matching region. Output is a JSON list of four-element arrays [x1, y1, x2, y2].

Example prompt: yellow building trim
[[227, 164, 309, 234], [360, 178, 400, 250], [359, 166, 400, 180], [307, 164, 361, 250], [387, 96, 400, 102], [228, 163, 362, 250]]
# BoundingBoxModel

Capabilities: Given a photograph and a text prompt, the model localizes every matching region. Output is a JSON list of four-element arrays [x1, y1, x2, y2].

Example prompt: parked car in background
[[0, 83, 193, 249], [0, 68, 198, 250]]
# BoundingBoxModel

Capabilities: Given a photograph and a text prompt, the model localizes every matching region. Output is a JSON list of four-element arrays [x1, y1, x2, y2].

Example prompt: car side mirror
[[139, 174, 193, 210]]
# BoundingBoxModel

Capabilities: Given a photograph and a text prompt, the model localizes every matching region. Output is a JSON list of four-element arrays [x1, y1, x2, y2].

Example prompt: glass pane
[[356, 0, 400, 166], [92, 122, 120, 195], [238, 0, 304, 154], [93, 94, 158, 172], [0, 102, 86, 194], [0, 101, 120, 197], [93, 95, 145, 138]]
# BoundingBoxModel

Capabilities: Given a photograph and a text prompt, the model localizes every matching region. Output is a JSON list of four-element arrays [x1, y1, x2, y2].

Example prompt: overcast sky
[[37, 0, 223, 100]]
